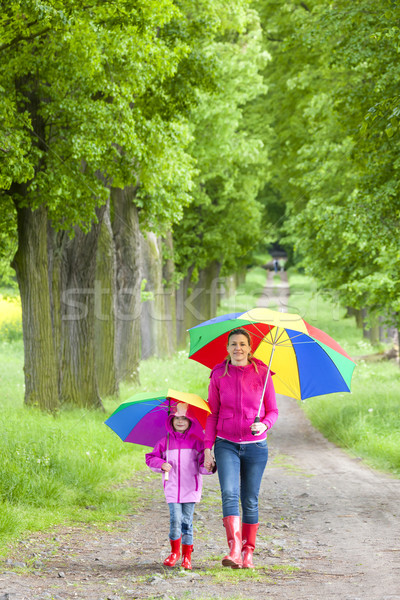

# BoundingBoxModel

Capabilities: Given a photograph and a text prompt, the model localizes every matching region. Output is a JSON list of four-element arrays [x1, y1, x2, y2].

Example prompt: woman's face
[[227, 333, 251, 366]]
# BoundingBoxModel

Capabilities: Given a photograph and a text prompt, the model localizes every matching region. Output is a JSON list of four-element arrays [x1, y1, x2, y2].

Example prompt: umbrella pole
[[253, 327, 279, 432], [165, 432, 170, 481]]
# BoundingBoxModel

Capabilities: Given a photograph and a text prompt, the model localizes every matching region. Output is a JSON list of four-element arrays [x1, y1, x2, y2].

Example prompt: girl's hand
[[250, 422, 268, 436], [162, 462, 172, 472], [204, 448, 215, 472]]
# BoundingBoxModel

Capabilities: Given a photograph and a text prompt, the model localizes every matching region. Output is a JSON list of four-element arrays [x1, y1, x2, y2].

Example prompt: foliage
[[256, 0, 400, 327], [0, 0, 198, 233], [173, 3, 271, 278]]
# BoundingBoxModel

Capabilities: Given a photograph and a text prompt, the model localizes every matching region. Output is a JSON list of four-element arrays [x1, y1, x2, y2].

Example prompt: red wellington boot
[[242, 523, 259, 569], [181, 544, 193, 570], [163, 537, 181, 567], [222, 516, 242, 568]]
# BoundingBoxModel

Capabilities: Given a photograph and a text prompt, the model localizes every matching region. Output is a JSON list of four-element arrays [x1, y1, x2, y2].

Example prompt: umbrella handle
[[252, 416, 260, 435], [164, 471, 169, 481]]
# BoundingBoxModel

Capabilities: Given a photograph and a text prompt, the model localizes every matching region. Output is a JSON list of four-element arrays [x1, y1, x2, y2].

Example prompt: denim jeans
[[168, 502, 195, 545], [214, 437, 268, 524]]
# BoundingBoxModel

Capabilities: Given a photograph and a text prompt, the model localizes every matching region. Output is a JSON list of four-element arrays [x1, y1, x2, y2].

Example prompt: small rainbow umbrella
[[104, 389, 211, 448], [188, 307, 356, 403]]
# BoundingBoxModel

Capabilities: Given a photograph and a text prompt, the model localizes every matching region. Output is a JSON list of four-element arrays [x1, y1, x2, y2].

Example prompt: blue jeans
[[214, 438, 268, 524], [168, 502, 195, 545]]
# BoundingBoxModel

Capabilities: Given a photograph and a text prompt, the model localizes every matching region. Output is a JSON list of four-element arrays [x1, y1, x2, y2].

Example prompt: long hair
[[222, 328, 258, 376]]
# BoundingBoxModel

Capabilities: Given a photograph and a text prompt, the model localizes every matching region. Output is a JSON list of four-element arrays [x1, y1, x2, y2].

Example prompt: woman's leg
[[240, 440, 268, 523], [214, 438, 241, 517], [214, 439, 243, 567], [181, 502, 195, 545]]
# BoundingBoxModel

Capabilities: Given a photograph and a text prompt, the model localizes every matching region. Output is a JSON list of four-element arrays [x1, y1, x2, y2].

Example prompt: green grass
[[0, 262, 399, 549]]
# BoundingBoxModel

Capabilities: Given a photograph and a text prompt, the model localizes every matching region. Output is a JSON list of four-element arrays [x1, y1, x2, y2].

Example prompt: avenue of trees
[[1, 0, 399, 412]]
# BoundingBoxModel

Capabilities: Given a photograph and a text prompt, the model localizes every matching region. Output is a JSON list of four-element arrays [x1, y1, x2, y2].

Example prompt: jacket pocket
[[217, 410, 234, 434]]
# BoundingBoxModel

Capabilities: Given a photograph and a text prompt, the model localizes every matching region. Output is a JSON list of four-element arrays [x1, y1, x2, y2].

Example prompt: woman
[[204, 328, 278, 568]]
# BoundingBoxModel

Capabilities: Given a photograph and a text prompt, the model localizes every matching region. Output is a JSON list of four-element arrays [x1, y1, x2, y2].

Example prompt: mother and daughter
[[145, 328, 279, 570]]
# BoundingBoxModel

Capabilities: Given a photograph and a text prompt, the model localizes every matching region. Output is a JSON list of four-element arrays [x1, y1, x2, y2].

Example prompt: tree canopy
[[258, 0, 400, 326]]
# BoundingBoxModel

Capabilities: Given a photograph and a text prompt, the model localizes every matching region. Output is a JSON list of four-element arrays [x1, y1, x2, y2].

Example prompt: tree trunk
[[162, 231, 177, 356], [94, 202, 119, 397], [175, 261, 222, 347], [140, 232, 170, 359], [11, 203, 59, 411], [176, 269, 192, 349], [59, 208, 105, 409], [111, 186, 141, 383]]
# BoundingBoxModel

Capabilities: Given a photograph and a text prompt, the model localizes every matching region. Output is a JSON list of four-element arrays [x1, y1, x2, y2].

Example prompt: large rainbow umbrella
[[104, 389, 211, 448], [188, 307, 356, 402]]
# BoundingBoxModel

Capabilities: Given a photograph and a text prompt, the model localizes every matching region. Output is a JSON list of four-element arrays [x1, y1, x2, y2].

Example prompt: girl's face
[[172, 416, 190, 432], [227, 333, 251, 366]]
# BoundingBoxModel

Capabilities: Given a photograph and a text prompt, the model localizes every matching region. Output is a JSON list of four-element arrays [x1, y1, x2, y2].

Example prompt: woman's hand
[[204, 448, 215, 472], [250, 422, 268, 436], [161, 462, 172, 472]]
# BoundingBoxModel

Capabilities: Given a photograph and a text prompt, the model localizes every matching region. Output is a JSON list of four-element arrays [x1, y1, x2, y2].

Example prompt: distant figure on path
[[273, 258, 279, 273]]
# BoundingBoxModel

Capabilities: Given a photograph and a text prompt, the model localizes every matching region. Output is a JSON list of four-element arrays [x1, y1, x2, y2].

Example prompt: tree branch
[[0, 26, 52, 52]]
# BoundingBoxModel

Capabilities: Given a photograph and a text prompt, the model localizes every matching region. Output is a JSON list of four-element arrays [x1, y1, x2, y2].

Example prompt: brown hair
[[222, 328, 258, 376]]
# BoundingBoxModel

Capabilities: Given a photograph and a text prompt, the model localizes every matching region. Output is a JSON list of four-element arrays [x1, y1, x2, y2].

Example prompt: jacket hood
[[165, 402, 196, 435]]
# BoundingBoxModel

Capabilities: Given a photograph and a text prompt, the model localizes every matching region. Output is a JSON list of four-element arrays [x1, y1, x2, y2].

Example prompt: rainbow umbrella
[[104, 388, 211, 448], [188, 307, 356, 402]]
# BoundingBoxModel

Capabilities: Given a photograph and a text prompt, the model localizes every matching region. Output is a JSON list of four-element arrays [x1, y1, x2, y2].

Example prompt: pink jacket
[[145, 414, 210, 504], [205, 357, 278, 449]]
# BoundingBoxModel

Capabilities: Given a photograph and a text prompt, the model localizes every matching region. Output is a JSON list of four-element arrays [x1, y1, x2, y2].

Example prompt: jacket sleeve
[[145, 437, 167, 473], [262, 374, 278, 430], [204, 371, 221, 449]]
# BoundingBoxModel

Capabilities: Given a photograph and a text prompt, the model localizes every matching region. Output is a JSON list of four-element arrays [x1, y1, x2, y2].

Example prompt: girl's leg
[[168, 503, 183, 540], [214, 439, 241, 517], [240, 440, 269, 523], [181, 502, 195, 545], [164, 503, 182, 567]]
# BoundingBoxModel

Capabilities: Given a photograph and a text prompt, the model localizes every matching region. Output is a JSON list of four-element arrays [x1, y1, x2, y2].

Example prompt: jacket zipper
[[177, 445, 181, 503]]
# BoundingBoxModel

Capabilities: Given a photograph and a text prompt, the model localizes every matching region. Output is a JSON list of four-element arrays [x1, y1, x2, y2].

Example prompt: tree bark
[[11, 203, 59, 411], [176, 261, 222, 347], [94, 201, 119, 397], [162, 231, 177, 356], [111, 186, 141, 383], [58, 208, 105, 409], [140, 232, 170, 359]]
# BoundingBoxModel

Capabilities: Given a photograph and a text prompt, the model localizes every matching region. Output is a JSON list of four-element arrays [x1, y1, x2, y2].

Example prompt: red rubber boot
[[181, 544, 193, 570], [242, 523, 259, 569], [222, 516, 242, 568], [163, 537, 181, 567]]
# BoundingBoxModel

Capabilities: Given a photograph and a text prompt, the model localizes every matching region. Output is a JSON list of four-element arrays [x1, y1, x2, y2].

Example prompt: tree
[[173, 3, 270, 330], [1, 0, 194, 409], [257, 0, 400, 332]]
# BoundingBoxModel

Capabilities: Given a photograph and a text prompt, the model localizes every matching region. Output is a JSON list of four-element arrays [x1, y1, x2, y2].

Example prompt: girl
[[145, 402, 211, 570]]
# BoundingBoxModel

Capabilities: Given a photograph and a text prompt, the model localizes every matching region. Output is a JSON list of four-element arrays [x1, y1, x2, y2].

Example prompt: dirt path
[[1, 273, 399, 600]]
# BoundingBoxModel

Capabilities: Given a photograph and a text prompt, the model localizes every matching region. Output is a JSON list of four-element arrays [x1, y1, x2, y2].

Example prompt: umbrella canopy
[[104, 389, 211, 448], [188, 307, 356, 401]]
